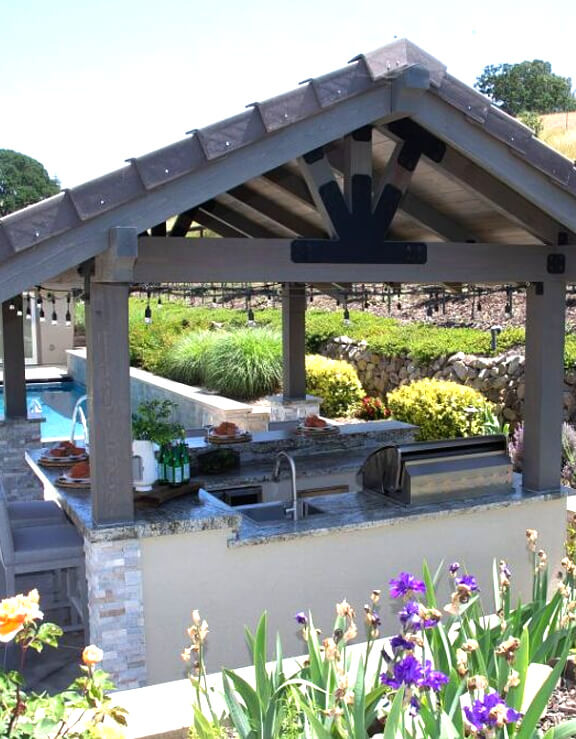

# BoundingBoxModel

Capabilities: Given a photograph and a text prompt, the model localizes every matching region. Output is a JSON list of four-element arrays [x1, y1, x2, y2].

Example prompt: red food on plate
[[69, 460, 90, 479], [50, 441, 84, 457], [214, 421, 239, 436], [303, 415, 327, 429]]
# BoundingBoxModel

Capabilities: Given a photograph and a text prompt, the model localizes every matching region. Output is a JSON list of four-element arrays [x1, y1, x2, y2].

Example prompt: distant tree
[[518, 110, 543, 136], [475, 60, 576, 116], [0, 149, 60, 216]]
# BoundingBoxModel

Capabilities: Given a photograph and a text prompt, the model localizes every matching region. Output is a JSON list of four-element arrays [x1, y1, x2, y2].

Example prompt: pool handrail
[[70, 394, 89, 448]]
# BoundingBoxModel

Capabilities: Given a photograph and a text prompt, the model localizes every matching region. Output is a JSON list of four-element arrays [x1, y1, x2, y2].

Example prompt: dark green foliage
[[475, 60, 576, 115], [518, 110, 543, 135], [0, 149, 60, 216]]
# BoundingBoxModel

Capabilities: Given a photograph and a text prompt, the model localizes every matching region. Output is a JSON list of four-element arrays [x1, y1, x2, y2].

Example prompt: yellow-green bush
[[305, 355, 364, 418], [387, 378, 492, 441]]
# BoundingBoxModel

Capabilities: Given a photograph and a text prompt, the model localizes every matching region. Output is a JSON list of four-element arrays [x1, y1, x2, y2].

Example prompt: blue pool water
[[0, 382, 87, 440]]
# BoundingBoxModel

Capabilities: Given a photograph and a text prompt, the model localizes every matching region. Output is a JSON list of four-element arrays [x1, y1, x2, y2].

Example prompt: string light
[[8, 300, 15, 311], [157, 294, 163, 309], [343, 296, 351, 325], [65, 294, 72, 326], [50, 294, 58, 325], [25, 295, 32, 320]]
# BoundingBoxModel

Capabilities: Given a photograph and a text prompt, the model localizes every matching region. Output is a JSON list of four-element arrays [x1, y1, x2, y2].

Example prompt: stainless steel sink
[[236, 501, 325, 524]]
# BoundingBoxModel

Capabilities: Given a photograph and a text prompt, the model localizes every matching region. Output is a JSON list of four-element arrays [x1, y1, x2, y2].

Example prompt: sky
[[2, 0, 575, 189]]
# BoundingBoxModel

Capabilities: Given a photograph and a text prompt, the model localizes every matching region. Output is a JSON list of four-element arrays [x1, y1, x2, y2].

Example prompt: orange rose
[[82, 644, 104, 665], [0, 589, 43, 643]]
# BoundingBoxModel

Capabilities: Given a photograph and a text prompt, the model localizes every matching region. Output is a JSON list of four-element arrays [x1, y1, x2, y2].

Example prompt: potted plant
[[132, 400, 181, 491]]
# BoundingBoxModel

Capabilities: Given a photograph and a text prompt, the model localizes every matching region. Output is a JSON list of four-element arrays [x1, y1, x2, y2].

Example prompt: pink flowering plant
[[185, 529, 576, 737], [355, 395, 391, 421]]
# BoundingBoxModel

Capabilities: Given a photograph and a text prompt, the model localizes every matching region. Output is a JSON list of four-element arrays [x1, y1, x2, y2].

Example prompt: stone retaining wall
[[324, 337, 576, 424]]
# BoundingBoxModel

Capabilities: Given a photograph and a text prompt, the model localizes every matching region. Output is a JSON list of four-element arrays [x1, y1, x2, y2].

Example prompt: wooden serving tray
[[134, 480, 204, 507]]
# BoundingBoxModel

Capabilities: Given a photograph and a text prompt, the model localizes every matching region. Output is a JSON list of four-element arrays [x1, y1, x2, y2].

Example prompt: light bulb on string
[[65, 294, 72, 326], [36, 289, 43, 308], [8, 300, 15, 311], [25, 295, 32, 320], [50, 294, 58, 325], [144, 290, 152, 324], [157, 294, 163, 309]]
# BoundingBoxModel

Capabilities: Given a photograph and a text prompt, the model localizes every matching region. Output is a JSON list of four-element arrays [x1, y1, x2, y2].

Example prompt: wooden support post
[[282, 283, 307, 400], [523, 280, 566, 492], [87, 281, 134, 525], [2, 297, 27, 418]]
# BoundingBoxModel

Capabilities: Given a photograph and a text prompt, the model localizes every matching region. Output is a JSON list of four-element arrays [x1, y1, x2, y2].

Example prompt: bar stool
[[0, 495, 87, 632]]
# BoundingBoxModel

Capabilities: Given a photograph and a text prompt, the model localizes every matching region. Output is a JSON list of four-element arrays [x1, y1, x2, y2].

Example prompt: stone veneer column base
[[84, 538, 148, 689], [0, 418, 43, 501]]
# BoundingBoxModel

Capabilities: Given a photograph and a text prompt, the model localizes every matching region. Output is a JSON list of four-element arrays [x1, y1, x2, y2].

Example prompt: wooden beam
[[150, 222, 167, 236], [372, 140, 421, 236], [298, 149, 350, 237], [200, 200, 281, 238], [227, 185, 325, 238], [262, 166, 316, 207], [523, 280, 566, 492], [134, 237, 574, 283], [170, 209, 197, 237], [87, 279, 134, 525], [1, 297, 27, 418], [282, 283, 307, 399], [401, 192, 479, 242], [194, 211, 246, 238], [94, 228, 138, 282], [343, 126, 372, 218]]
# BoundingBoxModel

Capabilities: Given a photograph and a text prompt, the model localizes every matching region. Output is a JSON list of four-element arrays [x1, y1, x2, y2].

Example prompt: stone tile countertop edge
[[26, 450, 569, 547]]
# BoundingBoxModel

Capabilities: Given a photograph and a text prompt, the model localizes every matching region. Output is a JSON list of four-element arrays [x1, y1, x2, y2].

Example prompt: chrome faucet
[[272, 451, 302, 522], [70, 394, 89, 448]]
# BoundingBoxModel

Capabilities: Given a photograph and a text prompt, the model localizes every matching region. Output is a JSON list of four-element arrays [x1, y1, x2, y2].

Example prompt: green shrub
[[305, 354, 364, 418], [201, 328, 283, 400], [387, 378, 492, 440]]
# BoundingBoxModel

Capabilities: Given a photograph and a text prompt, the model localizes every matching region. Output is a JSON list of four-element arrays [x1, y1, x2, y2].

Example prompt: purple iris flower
[[380, 655, 448, 692], [464, 692, 522, 732], [449, 562, 460, 575], [390, 634, 415, 651], [294, 611, 308, 625], [398, 600, 421, 627], [421, 661, 449, 691], [380, 654, 423, 688], [455, 574, 479, 592], [389, 572, 426, 599]]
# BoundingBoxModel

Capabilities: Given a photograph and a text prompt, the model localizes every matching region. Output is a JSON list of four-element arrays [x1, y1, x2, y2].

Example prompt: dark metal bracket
[[547, 253, 565, 274]]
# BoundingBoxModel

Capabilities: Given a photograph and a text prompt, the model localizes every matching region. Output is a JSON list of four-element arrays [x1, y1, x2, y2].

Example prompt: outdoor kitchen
[[1, 39, 575, 692]]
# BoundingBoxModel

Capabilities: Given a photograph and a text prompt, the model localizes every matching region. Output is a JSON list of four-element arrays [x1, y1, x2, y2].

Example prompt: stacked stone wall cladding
[[324, 338, 576, 424], [85, 538, 148, 689], [0, 419, 43, 501]]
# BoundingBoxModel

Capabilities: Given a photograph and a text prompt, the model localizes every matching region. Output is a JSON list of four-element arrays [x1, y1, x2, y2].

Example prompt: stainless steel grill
[[357, 435, 512, 506]]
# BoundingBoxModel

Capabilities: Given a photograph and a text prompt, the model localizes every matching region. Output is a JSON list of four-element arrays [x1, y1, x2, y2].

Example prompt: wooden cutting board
[[134, 480, 204, 507]]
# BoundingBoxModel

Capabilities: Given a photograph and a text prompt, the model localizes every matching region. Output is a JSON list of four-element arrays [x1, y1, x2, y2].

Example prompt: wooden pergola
[[1, 39, 575, 526]]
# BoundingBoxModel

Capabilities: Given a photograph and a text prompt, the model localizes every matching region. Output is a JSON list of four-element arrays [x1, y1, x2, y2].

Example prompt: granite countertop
[[26, 448, 570, 547]]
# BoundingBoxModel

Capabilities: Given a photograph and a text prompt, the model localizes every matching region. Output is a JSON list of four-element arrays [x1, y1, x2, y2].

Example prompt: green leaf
[[383, 688, 405, 739], [542, 718, 576, 738], [291, 688, 333, 739], [507, 625, 529, 713], [252, 611, 270, 707], [223, 669, 262, 728], [422, 559, 438, 609], [352, 656, 366, 737], [515, 643, 570, 739], [222, 672, 253, 739]]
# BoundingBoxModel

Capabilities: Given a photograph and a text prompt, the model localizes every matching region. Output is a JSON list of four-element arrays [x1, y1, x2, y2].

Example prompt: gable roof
[[1, 39, 575, 301]]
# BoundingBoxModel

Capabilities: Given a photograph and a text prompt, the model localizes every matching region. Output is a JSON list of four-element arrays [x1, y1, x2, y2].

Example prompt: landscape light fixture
[[490, 325, 502, 352]]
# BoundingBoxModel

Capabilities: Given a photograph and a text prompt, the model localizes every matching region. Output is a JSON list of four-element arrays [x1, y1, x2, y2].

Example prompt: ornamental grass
[[186, 529, 576, 738]]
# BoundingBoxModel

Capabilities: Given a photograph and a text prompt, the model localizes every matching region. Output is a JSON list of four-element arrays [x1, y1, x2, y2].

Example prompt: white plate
[[62, 472, 91, 483]]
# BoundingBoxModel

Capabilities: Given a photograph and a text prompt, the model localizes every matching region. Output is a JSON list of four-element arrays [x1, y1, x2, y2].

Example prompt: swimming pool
[[0, 382, 87, 440]]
